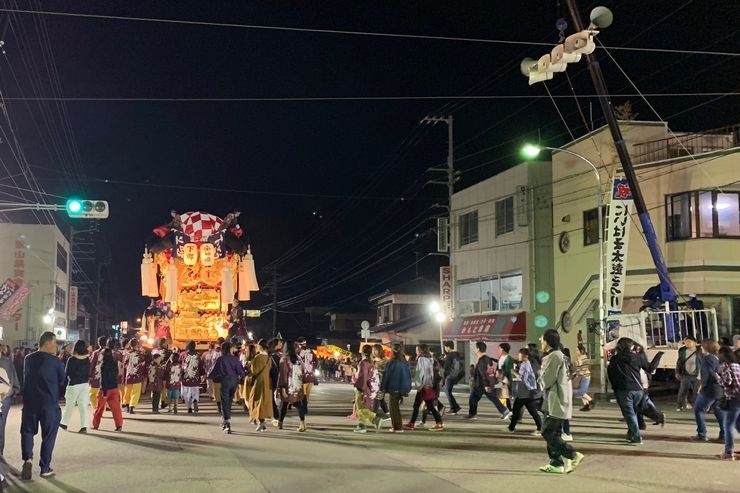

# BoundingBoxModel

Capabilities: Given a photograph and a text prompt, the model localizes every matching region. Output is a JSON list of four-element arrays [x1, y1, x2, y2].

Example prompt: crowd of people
[[2, 329, 739, 484]]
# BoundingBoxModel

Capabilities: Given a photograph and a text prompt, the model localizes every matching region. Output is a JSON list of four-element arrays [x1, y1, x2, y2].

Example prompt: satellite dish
[[590, 6, 613, 28], [520, 57, 536, 76]]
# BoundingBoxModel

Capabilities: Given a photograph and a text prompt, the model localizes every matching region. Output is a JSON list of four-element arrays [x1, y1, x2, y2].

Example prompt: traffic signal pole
[[565, 0, 678, 312]]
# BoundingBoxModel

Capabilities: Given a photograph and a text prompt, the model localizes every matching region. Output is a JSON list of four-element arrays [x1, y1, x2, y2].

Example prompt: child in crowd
[[166, 352, 182, 414], [149, 353, 167, 414]]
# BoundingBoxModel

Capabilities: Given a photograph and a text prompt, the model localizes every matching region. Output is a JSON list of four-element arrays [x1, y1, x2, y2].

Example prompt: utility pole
[[563, 1, 677, 310], [424, 115, 455, 315]]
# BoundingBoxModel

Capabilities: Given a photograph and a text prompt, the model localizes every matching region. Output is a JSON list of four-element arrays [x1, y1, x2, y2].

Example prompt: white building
[[0, 223, 71, 347], [445, 159, 555, 362], [550, 121, 740, 360]]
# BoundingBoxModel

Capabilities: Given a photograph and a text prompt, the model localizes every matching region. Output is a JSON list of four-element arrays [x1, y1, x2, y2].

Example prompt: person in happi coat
[[353, 345, 382, 433], [277, 341, 306, 432], [148, 353, 167, 413], [123, 339, 148, 414], [87, 337, 108, 411], [179, 341, 204, 414], [247, 339, 273, 431], [166, 352, 182, 414]]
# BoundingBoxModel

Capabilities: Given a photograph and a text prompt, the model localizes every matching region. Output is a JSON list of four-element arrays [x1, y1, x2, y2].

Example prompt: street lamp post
[[522, 144, 607, 394]]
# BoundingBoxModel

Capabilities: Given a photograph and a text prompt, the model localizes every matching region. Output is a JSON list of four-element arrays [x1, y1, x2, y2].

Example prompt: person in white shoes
[[538, 330, 584, 474]]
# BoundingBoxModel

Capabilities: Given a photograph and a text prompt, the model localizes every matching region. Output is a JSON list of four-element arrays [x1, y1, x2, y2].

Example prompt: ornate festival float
[[140, 210, 259, 350]]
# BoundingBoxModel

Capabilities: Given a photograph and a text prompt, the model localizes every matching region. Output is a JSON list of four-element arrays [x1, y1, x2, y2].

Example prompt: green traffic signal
[[65, 199, 109, 219], [66, 199, 82, 214]]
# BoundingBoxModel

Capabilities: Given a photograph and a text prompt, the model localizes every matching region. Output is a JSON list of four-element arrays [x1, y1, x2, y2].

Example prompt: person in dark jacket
[[92, 348, 124, 432], [464, 341, 511, 420], [380, 344, 412, 432], [607, 337, 649, 445], [60, 340, 91, 433], [20, 331, 65, 480], [675, 336, 701, 411], [208, 341, 246, 434], [691, 339, 725, 441], [442, 341, 463, 415]]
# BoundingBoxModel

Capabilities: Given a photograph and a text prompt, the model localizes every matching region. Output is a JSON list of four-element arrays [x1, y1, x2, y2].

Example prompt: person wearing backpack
[[442, 341, 464, 415], [464, 341, 511, 421]]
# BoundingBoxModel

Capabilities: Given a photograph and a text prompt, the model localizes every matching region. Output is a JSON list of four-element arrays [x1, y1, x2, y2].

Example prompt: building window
[[667, 192, 694, 239], [666, 191, 740, 241], [459, 210, 479, 246], [377, 304, 392, 324], [583, 206, 608, 246], [56, 243, 68, 274], [55, 286, 66, 313], [495, 197, 514, 236]]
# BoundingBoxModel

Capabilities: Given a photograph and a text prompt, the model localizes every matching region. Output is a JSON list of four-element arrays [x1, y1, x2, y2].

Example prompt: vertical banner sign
[[606, 178, 634, 315], [440, 266, 453, 317], [69, 286, 78, 326]]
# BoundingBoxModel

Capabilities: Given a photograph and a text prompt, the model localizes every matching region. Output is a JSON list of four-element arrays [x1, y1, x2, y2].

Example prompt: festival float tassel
[[238, 245, 259, 301], [221, 264, 234, 309], [140, 247, 158, 297], [164, 260, 178, 304]]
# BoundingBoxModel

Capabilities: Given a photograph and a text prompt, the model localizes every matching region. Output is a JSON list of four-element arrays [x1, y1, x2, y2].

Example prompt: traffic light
[[65, 199, 109, 219]]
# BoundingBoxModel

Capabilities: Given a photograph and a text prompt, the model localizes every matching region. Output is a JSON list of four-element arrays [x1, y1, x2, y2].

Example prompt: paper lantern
[[182, 243, 198, 266], [221, 264, 234, 309], [140, 248, 158, 298], [200, 243, 216, 267], [238, 246, 259, 301], [164, 261, 178, 303]]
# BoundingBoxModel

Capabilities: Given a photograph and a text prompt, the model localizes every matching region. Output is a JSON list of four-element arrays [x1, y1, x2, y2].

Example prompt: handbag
[[419, 386, 436, 401]]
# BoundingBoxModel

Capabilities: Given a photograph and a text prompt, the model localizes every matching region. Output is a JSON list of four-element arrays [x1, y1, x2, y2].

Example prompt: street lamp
[[522, 143, 607, 394], [429, 301, 447, 354]]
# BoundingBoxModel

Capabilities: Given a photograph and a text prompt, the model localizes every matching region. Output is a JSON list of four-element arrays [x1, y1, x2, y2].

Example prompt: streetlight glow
[[521, 143, 542, 159]]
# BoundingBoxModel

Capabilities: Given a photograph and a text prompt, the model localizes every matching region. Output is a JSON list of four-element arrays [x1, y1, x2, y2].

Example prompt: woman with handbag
[[715, 346, 740, 460], [247, 339, 273, 432], [404, 344, 444, 431]]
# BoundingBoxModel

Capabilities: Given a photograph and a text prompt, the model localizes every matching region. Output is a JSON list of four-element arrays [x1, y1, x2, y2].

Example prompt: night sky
[[0, 1, 738, 336]]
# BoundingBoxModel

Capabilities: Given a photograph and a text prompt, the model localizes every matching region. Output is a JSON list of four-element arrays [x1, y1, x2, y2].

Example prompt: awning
[[443, 312, 526, 342]]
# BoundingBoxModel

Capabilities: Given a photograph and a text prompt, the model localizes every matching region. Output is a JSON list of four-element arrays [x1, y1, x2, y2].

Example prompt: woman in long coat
[[248, 339, 273, 431]]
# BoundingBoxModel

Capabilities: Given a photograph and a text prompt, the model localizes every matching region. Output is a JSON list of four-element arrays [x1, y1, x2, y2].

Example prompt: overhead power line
[[0, 93, 735, 102], [0, 8, 737, 57]]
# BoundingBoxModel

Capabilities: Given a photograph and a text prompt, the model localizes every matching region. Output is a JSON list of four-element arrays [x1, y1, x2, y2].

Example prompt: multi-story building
[[0, 223, 71, 347], [368, 277, 441, 348], [444, 159, 555, 363], [551, 121, 740, 360]]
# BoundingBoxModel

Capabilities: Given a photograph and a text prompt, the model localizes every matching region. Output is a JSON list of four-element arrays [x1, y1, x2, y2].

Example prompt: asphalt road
[[1, 383, 738, 493]]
